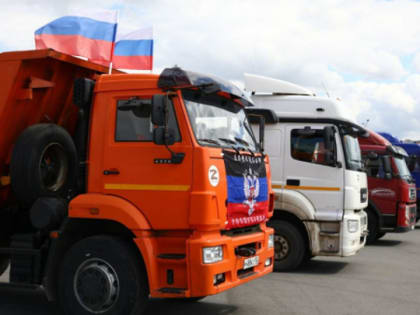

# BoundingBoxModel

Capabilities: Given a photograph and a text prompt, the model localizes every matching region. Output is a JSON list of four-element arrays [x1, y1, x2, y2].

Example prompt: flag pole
[[109, 10, 119, 74]]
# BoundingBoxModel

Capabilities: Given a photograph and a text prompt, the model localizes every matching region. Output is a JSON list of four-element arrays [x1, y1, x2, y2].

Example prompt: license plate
[[243, 256, 259, 269]]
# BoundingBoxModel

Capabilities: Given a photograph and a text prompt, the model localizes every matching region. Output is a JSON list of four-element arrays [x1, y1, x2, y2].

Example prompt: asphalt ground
[[1, 225, 420, 315]]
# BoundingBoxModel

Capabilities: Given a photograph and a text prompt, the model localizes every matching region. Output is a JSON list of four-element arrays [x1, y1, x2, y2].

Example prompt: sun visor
[[158, 67, 254, 107]]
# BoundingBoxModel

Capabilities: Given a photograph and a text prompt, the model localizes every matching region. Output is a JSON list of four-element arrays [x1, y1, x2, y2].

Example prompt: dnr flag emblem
[[223, 151, 268, 229]]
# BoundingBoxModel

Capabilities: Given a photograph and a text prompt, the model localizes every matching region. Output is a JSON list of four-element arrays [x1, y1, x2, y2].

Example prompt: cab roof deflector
[[244, 73, 313, 96]]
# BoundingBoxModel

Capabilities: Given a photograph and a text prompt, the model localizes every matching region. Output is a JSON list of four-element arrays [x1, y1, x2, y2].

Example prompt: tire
[[58, 236, 149, 315], [366, 211, 379, 245], [268, 220, 305, 271], [11, 124, 78, 207]]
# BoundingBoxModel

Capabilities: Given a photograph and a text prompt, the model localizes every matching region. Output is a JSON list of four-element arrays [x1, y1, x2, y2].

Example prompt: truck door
[[365, 155, 398, 215], [100, 93, 193, 230], [284, 124, 345, 221]]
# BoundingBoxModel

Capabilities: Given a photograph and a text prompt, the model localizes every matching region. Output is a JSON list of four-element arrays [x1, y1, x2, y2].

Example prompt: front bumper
[[396, 203, 417, 231], [342, 210, 367, 256], [186, 225, 274, 297]]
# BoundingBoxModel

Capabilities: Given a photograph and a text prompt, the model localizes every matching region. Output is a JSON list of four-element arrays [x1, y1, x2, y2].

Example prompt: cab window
[[291, 129, 333, 166], [115, 97, 181, 142], [364, 156, 386, 179]]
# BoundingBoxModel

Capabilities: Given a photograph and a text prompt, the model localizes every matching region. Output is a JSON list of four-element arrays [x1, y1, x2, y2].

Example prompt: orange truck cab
[[0, 50, 274, 315]]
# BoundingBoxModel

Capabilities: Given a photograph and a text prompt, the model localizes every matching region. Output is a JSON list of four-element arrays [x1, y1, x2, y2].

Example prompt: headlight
[[348, 220, 359, 233], [268, 234, 274, 248], [203, 246, 223, 264]]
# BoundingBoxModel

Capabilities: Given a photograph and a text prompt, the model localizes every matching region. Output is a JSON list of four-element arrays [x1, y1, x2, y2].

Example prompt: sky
[[1, 0, 420, 140]]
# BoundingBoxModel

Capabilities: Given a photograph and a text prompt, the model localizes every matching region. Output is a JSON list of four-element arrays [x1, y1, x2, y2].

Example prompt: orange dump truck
[[0, 49, 274, 315]]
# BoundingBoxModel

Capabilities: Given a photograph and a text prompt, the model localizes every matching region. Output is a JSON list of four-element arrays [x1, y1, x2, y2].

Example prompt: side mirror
[[407, 155, 416, 172], [323, 126, 335, 151], [323, 126, 339, 166], [151, 94, 169, 126], [258, 116, 265, 152], [383, 156, 393, 179], [153, 127, 175, 146], [247, 114, 266, 152]]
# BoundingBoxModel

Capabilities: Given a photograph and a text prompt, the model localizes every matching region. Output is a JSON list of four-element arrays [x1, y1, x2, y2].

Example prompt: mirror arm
[[163, 92, 184, 164], [164, 143, 185, 164], [259, 116, 265, 153]]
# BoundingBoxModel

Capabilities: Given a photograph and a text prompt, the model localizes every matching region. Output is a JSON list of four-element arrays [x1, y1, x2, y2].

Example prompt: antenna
[[321, 82, 330, 98], [362, 119, 370, 127]]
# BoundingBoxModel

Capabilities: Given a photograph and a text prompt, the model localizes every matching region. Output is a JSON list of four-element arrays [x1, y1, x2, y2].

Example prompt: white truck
[[245, 74, 368, 271]]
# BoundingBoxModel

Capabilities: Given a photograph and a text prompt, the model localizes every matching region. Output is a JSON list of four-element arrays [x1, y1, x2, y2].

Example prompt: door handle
[[103, 169, 120, 175], [286, 179, 300, 186]]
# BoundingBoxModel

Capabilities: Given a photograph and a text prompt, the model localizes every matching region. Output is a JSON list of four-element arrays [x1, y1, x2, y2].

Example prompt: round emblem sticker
[[208, 165, 220, 187]]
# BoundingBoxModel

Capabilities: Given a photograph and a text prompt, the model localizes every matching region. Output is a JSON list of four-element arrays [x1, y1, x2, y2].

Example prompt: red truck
[[359, 130, 417, 243], [0, 49, 274, 315]]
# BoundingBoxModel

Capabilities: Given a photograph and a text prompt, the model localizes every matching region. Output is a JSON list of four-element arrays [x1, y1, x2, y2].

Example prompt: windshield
[[182, 90, 258, 152], [343, 135, 363, 171], [394, 156, 412, 179]]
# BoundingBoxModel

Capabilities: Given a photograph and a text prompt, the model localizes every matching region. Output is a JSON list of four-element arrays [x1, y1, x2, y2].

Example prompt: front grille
[[409, 188, 416, 200], [222, 224, 261, 237], [237, 268, 255, 279], [360, 188, 368, 203]]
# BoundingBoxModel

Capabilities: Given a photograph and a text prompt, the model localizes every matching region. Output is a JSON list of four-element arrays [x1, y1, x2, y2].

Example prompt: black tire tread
[[268, 220, 306, 271], [58, 235, 148, 315], [10, 123, 78, 207], [366, 210, 379, 245]]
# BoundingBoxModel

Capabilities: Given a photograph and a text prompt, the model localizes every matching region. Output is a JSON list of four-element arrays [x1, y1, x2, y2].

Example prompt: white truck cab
[[245, 74, 368, 271]]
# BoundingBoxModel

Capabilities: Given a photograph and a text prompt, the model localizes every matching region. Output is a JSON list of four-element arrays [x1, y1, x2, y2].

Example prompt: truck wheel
[[366, 211, 379, 245], [58, 236, 148, 315], [11, 124, 78, 207], [268, 220, 305, 271]]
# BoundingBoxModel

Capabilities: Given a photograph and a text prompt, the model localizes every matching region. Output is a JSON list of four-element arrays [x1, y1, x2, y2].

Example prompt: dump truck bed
[[0, 49, 122, 207]]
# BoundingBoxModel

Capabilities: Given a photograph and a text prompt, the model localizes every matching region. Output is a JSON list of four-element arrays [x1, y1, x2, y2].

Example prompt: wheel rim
[[74, 258, 120, 314], [39, 143, 68, 192], [274, 234, 290, 260]]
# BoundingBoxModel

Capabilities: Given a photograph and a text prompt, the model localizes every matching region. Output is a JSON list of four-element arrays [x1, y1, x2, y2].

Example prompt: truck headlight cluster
[[203, 246, 223, 264], [268, 234, 274, 248], [348, 220, 359, 233]]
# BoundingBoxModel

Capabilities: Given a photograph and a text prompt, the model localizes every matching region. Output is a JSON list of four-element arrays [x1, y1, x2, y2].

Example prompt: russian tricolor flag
[[35, 10, 118, 62], [113, 27, 154, 70]]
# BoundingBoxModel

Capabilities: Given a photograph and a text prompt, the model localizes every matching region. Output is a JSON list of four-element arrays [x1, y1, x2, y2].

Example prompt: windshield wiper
[[234, 137, 249, 146], [218, 138, 236, 145], [197, 138, 220, 145], [217, 138, 241, 154], [233, 137, 255, 156]]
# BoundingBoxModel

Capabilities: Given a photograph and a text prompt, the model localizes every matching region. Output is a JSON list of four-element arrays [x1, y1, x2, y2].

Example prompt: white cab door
[[283, 123, 345, 221]]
